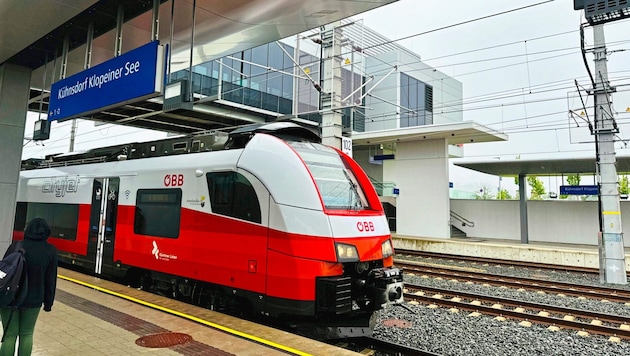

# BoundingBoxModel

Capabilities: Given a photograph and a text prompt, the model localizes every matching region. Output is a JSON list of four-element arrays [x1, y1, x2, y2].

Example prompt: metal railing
[[370, 178, 397, 197], [450, 210, 474, 228]]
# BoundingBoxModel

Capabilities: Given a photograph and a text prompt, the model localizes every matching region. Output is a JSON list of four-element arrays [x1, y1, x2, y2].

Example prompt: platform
[[16, 267, 359, 356], [393, 234, 630, 270]]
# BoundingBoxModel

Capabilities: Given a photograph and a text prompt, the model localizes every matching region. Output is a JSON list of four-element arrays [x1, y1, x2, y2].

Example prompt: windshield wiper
[[342, 169, 362, 210]]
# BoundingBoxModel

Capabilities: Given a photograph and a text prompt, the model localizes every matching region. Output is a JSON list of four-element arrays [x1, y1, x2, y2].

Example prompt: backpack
[[0, 240, 28, 308]]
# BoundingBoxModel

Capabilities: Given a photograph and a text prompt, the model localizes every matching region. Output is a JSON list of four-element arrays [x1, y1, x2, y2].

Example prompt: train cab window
[[134, 189, 182, 238], [289, 142, 369, 210], [206, 172, 261, 223]]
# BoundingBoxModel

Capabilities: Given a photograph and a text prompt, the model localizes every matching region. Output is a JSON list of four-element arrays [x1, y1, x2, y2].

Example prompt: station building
[[0, 1, 504, 246], [164, 20, 504, 238]]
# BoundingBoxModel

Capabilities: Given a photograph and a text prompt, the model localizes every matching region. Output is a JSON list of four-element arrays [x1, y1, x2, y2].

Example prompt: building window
[[206, 172, 261, 223], [400, 72, 433, 127], [134, 189, 182, 238]]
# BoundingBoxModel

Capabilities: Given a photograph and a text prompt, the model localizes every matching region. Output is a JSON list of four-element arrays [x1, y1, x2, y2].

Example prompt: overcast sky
[[22, 0, 630, 196], [358, 0, 630, 194]]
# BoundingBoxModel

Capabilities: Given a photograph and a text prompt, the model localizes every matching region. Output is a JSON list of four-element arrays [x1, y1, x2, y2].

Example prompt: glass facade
[[399, 72, 433, 127], [170, 40, 366, 132]]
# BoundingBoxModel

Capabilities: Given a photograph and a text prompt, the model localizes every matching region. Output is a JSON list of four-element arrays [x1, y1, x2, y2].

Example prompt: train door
[[87, 177, 120, 275]]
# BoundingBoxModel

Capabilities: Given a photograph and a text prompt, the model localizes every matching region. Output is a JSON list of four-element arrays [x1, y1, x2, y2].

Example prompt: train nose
[[388, 286, 402, 301]]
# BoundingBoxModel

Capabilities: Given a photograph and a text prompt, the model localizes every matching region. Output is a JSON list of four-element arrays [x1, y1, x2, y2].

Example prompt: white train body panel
[[237, 133, 322, 211]]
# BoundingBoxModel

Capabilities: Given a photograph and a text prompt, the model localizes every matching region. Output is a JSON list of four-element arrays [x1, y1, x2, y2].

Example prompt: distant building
[[170, 20, 463, 188]]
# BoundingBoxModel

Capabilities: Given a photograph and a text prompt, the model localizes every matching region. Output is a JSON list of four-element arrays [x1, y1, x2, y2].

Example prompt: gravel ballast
[[371, 256, 630, 355]]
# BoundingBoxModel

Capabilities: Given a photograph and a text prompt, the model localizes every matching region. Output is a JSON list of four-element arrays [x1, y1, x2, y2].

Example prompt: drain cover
[[381, 319, 413, 328], [136, 332, 193, 348]]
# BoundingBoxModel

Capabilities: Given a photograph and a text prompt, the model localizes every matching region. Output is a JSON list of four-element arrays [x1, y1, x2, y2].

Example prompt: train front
[[236, 125, 403, 339]]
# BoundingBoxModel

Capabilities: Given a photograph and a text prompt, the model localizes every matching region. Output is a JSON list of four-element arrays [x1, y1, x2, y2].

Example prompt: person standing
[[0, 217, 58, 356]]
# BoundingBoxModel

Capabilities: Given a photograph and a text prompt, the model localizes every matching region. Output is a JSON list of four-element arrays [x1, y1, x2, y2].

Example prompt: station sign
[[48, 41, 165, 122], [559, 185, 599, 195]]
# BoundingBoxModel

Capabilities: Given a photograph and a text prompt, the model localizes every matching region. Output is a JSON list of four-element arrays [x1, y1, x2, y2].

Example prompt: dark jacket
[[4, 218, 58, 310]]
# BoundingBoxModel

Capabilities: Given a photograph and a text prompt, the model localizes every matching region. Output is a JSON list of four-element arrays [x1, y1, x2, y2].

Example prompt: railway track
[[404, 283, 630, 340], [397, 260, 630, 303], [396, 249, 599, 274]]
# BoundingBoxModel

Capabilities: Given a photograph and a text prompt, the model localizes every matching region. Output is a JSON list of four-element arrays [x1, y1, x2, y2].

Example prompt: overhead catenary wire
[[24, 1, 630, 159]]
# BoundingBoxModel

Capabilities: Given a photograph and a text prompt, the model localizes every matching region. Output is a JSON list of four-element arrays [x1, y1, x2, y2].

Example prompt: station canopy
[[0, 0, 397, 134], [455, 154, 630, 176]]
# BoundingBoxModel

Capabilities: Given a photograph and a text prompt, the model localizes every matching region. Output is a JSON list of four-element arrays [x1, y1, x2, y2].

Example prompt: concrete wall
[[450, 199, 630, 247], [365, 51, 399, 132], [396, 51, 463, 124], [394, 139, 450, 238], [0, 63, 31, 253], [364, 49, 463, 132]]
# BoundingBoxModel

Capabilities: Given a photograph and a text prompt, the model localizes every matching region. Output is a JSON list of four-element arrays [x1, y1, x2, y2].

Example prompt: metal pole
[[151, 0, 160, 41], [167, 0, 175, 83], [70, 22, 94, 153], [115, 4, 124, 57], [592, 24, 627, 284], [188, 0, 196, 102], [320, 24, 343, 149], [292, 36, 300, 115]]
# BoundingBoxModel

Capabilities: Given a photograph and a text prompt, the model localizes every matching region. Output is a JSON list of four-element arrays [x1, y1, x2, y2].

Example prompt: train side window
[[134, 189, 182, 238], [206, 172, 261, 223], [23, 202, 79, 241], [13, 202, 27, 233]]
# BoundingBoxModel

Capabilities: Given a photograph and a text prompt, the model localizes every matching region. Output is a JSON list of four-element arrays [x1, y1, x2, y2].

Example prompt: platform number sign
[[341, 136, 353, 158]]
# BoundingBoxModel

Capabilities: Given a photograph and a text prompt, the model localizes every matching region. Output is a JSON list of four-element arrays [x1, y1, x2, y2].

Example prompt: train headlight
[[335, 243, 359, 262], [381, 240, 394, 258]]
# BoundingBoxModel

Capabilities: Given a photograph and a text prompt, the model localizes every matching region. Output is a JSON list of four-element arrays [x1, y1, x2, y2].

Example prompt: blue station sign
[[48, 41, 164, 122], [559, 185, 599, 195]]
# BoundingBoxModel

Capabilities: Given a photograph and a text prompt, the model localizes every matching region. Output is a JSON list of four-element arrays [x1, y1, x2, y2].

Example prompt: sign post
[[574, 1, 628, 284]]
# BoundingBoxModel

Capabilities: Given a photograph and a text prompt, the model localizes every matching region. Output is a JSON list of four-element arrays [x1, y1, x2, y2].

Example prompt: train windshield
[[290, 142, 368, 210]]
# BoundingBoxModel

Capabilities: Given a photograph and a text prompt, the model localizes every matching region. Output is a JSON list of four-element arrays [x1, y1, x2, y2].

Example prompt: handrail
[[368, 176, 396, 197], [450, 210, 475, 227]]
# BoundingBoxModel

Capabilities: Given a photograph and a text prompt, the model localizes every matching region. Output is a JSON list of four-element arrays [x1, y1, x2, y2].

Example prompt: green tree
[[561, 174, 581, 199], [619, 175, 629, 195], [497, 189, 512, 200], [527, 176, 546, 200], [475, 186, 495, 200], [567, 174, 581, 186]]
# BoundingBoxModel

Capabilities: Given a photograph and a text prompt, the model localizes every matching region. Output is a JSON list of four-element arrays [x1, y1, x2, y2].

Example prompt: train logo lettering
[[186, 195, 206, 208], [357, 221, 375, 232], [152, 241, 159, 259], [42, 175, 80, 197], [151, 241, 177, 261], [164, 174, 184, 187]]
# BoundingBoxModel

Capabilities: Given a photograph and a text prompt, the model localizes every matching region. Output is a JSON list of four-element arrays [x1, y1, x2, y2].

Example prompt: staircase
[[449, 211, 474, 238]]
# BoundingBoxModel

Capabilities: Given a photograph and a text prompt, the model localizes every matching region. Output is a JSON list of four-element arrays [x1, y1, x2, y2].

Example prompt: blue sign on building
[[48, 41, 164, 122], [559, 185, 599, 195]]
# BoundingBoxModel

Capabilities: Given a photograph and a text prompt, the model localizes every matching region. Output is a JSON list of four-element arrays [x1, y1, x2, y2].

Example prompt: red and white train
[[13, 122, 403, 338]]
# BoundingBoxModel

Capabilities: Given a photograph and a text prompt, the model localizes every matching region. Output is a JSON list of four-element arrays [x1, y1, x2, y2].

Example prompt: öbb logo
[[356, 221, 375, 232], [164, 174, 184, 187]]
